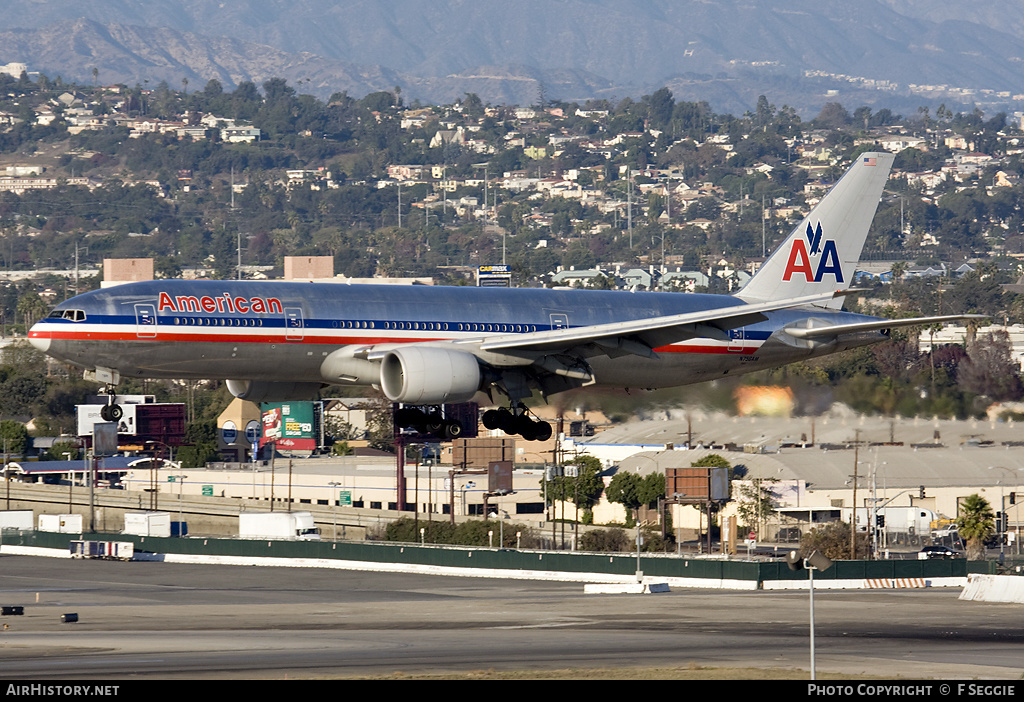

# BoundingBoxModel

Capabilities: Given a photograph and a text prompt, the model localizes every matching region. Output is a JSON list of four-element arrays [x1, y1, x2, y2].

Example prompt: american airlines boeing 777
[[29, 152, 976, 440]]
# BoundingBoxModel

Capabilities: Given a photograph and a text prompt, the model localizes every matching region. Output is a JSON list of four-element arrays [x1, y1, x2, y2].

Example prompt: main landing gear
[[482, 404, 553, 442], [394, 406, 464, 441], [99, 387, 122, 422]]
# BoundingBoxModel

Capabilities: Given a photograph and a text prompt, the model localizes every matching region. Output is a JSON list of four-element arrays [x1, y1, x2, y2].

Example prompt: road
[[0, 555, 1022, 679]]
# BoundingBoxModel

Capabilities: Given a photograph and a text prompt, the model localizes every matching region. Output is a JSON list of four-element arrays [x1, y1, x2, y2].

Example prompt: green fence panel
[[4, 530, 989, 585]]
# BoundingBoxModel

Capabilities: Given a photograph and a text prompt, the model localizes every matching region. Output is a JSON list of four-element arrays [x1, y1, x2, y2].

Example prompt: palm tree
[[16, 292, 47, 330], [888, 260, 907, 284], [956, 493, 995, 560]]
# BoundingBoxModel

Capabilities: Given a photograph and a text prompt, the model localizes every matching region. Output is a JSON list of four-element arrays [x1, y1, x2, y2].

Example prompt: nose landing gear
[[100, 403, 123, 422]]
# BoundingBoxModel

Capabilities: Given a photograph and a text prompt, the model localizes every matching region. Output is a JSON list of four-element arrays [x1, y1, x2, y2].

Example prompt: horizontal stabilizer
[[784, 314, 988, 340]]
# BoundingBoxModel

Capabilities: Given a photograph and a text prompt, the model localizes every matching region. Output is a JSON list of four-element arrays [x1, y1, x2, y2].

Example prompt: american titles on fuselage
[[157, 292, 284, 315]]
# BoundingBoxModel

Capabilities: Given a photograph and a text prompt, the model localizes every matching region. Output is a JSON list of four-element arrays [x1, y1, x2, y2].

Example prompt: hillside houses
[[7, 71, 1024, 295]]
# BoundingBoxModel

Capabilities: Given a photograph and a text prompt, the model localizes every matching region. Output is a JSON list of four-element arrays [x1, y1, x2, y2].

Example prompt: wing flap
[[473, 290, 844, 357]]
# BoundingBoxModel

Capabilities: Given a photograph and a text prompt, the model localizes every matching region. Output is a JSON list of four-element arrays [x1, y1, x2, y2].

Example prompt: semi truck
[[846, 506, 938, 534], [844, 506, 940, 546], [238, 511, 320, 540]]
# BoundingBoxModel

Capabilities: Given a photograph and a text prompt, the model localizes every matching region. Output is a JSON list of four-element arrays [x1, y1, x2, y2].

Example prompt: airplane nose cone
[[28, 328, 50, 354]]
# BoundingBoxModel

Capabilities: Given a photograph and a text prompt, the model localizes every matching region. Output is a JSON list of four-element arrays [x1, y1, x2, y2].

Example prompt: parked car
[[918, 545, 964, 560], [776, 526, 802, 543]]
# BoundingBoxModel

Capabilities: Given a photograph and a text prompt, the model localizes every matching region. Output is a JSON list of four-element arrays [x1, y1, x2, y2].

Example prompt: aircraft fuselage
[[29, 279, 883, 392]]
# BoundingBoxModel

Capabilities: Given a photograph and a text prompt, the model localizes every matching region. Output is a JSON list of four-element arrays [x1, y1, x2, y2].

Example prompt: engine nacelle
[[226, 379, 325, 402], [379, 347, 481, 404]]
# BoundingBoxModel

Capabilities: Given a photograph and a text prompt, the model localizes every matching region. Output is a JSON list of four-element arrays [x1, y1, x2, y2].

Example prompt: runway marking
[[865, 578, 928, 589], [487, 620, 594, 630]]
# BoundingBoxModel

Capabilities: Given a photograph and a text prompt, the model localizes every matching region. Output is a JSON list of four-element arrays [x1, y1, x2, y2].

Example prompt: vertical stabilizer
[[736, 152, 894, 309]]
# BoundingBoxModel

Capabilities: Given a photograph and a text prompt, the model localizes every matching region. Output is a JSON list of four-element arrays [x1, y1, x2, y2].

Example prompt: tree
[[41, 439, 80, 461], [647, 87, 675, 130], [606, 471, 642, 515], [0, 420, 29, 456], [563, 455, 604, 512], [605, 467, 665, 527], [16, 292, 47, 330], [364, 391, 395, 453], [543, 454, 604, 523], [814, 102, 851, 130], [177, 419, 219, 468], [579, 527, 631, 552], [691, 454, 731, 470], [955, 493, 995, 560], [958, 330, 1024, 402], [734, 477, 778, 535], [800, 521, 867, 560]]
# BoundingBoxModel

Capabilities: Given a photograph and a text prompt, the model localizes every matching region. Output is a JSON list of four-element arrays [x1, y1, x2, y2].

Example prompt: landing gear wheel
[[424, 412, 445, 434], [395, 407, 426, 427], [482, 409, 504, 430], [100, 404, 123, 422], [532, 421, 553, 442], [442, 420, 464, 441]]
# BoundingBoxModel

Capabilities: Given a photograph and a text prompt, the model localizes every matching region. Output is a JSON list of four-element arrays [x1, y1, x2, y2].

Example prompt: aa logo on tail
[[782, 222, 844, 283]]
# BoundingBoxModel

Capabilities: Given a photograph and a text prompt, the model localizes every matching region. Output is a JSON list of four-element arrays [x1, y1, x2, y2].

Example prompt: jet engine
[[226, 379, 325, 402], [379, 346, 481, 404]]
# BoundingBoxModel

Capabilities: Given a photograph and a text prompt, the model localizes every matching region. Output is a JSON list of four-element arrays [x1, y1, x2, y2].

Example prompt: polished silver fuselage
[[29, 280, 884, 393]]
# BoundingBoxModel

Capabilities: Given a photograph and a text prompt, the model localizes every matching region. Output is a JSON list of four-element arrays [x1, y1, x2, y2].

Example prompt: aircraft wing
[[783, 314, 989, 340], [462, 290, 847, 359]]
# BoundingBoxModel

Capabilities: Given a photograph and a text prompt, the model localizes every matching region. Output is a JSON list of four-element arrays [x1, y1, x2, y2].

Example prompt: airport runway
[[0, 555, 1022, 680]]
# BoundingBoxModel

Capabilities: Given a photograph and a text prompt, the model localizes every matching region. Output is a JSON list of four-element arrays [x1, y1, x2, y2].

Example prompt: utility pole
[[851, 429, 860, 559], [627, 171, 633, 248], [762, 194, 767, 258]]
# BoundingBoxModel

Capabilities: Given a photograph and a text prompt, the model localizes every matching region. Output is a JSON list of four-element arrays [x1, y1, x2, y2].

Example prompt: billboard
[[665, 466, 731, 502], [477, 265, 512, 287], [260, 402, 316, 451]]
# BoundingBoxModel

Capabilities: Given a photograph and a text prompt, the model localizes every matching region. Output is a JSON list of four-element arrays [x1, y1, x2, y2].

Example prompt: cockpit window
[[49, 309, 86, 322]]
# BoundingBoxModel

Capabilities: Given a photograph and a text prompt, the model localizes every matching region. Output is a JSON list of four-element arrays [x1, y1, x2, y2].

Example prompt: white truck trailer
[[123, 511, 172, 537], [0, 510, 33, 531], [238, 511, 320, 540], [847, 506, 937, 534], [38, 514, 83, 533]]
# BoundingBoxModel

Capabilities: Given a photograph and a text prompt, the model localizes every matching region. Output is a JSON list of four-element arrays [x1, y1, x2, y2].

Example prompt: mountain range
[[4, 0, 1024, 117]]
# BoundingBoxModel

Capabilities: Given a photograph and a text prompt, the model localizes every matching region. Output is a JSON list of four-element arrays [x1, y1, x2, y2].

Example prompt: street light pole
[[174, 473, 188, 536], [787, 549, 834, 681], [989, 466, 1021, 559], [328, 481, 341, 540], [851, 430, 860, 559]]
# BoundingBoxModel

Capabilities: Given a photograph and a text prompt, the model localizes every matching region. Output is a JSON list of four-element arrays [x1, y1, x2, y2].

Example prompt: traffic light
[[876, 514, 885, 528], [919, 486, 926, 499], [1011, 492, 1017, 506]]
